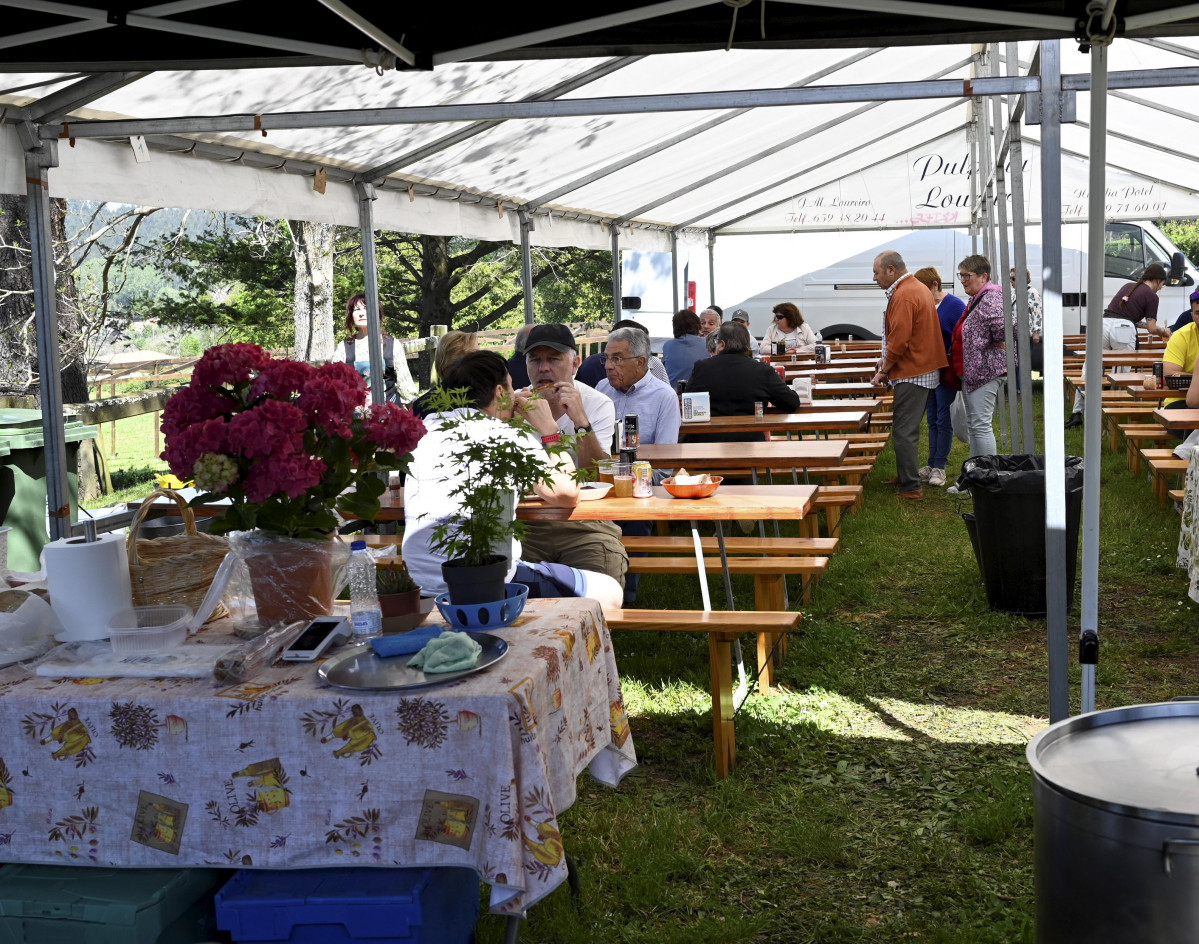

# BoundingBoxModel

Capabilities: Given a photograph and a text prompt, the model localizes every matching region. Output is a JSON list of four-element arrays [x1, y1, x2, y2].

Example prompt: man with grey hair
[[699, 307, 722, 338], [870, 249, 947, 500], [597, 325, 681, 604]]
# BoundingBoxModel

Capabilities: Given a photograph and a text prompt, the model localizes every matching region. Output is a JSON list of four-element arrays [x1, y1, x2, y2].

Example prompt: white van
[[724, 222, 1194, 340]]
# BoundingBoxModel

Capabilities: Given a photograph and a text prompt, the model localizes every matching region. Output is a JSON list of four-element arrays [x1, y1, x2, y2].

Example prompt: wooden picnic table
[[1105, 372, 1186, 399], [679, 411, 869, 438], [778, 356, 879, 368], [811, 382, 882, 397], [1154, 408, 1199, 430], [786, 365, 877, 380], [781, 397, 881, 413], [635, 440, 848, 470], [516, 483, 817, 522]]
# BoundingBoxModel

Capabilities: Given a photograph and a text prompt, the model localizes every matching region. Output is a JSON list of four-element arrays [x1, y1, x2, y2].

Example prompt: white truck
[[717, 222, 1195, 341]]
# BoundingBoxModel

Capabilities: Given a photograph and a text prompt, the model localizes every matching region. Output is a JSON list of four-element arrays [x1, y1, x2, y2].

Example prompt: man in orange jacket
[[870, 250, 949, 500]]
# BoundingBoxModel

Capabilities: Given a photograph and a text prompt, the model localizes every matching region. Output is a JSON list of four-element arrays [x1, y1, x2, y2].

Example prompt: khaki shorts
[[519, 520, 628, 588]]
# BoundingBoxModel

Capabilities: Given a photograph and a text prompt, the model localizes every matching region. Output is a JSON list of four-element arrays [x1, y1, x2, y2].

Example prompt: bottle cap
[[351, 540, 366, 551]]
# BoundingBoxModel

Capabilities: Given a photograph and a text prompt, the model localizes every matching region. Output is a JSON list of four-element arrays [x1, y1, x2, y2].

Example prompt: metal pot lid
[[1027, 701, 1199, 825]]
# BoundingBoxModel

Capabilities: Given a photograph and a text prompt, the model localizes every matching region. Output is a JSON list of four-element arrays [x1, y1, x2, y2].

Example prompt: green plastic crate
[[0, 864, 225, 944]]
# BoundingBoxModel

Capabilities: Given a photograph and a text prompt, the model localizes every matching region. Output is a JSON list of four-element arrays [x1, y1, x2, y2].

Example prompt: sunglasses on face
[[773, 314, 786, 320]]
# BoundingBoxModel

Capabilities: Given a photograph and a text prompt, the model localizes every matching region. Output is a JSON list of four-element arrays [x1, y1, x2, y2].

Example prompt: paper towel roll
[[43, 532, 133, 641]]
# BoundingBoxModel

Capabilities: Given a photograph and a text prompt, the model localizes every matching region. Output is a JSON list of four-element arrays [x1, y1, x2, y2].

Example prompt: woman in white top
[[759, 302, 818, 356]]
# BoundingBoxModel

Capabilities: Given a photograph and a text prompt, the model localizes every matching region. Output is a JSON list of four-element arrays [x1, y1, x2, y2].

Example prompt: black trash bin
[[960, 454, 1084, 616]]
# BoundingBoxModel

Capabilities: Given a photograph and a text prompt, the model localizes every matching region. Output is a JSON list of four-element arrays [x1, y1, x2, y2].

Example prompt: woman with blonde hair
[[911, 267, 965, 487], [759, 302, 818, 356], [410, 330, 480, 418]]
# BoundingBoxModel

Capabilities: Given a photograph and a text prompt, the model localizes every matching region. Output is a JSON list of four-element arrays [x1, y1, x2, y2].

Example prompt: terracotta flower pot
[[243, 537, 338, 628], [379, 588, 430, 633]]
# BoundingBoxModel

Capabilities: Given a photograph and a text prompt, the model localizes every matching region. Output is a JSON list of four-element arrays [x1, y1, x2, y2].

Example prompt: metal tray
[[316, 633, 508, 691]]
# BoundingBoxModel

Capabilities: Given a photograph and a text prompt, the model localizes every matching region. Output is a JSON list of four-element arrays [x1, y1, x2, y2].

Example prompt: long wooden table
[[635, 440, 849, 472], [1154, 408, 1199, 430], [785, 365, 877, 380], [812, 382, 883, 397], [679, 411, 868, 438]]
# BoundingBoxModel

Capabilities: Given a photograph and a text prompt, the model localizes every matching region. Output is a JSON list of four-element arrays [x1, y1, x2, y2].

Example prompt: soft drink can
[[620, 447, 638, 466], [1153, 361, 1165, 382], [632, 461, 653, 498], [622, 413, 640, 450]]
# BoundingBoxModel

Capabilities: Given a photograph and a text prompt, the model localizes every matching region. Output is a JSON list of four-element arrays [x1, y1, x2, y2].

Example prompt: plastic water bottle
[[348, 540, 382, 640]]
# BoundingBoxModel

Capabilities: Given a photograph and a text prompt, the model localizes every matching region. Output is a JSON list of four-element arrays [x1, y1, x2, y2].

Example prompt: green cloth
[[407, 630, 482, 673]]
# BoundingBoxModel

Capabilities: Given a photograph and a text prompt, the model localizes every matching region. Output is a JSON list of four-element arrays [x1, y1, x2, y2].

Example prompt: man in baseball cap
[[730, 309, 751, 324], [523, 323, 577, 354]]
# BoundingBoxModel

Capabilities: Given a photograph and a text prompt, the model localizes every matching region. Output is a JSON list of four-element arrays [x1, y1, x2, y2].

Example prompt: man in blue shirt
[[596, 326, 681, 604]]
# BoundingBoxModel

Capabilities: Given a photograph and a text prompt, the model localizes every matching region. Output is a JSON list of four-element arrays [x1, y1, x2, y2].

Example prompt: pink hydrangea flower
[[191, 343, 271, 389], [363, 402, 427, 455], [250, 359, 317, 402], [161, 416, 228, 479], [297, 368, 364, 439], [243, 454, 327, 503], [226, 398, 307, 460], [160, 385, 230, 440]]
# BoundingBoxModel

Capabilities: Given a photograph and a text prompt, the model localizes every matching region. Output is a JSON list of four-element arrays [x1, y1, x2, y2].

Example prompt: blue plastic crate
[[0, 865, 225, 944], [215, 868, 478, 944]]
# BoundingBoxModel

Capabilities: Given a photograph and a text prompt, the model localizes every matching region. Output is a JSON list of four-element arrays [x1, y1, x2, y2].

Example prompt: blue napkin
[[370, 625, 442, 658]]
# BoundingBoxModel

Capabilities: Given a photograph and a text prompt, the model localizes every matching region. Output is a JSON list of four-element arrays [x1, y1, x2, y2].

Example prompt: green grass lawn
[[79, 385, 1198, 943]]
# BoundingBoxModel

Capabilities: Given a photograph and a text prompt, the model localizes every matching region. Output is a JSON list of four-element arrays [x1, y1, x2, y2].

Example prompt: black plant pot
[[441, 555, 508, 605]]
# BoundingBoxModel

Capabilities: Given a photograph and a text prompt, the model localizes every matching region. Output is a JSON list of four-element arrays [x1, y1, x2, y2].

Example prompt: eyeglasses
[[958, 272, 975, 281], [773, 314, 786, 321], [604, 353, 643, 365]]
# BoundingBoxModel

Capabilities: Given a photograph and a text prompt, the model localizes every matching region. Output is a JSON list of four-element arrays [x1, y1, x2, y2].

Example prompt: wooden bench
[[1142, 449, 1189, 504], [1119, 425, 1173, 474], [621, 536, 838, 555], [805, 484, 863, 537], [603, 608, 802, 778]]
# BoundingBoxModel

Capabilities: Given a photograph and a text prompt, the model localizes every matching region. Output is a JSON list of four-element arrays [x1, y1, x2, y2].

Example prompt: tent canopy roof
[[4, 2, 1198, 73]]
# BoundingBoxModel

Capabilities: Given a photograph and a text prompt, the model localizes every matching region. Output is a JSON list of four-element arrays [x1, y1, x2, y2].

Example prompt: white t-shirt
[[402, 408, 543, 596]]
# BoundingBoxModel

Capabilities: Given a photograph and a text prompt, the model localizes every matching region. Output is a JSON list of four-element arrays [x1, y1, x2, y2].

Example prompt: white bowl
[[578, 482, 613, 501]]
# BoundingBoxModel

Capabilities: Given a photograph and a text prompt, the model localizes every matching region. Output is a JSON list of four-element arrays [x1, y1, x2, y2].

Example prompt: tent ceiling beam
[[1062, 65, 1199, 90], [33, 73, 1037, 140], [525, 47, 884, 212], [4, 0, 380, 65], [1129, 36, 1199, 61], [1074, 117, 1199, 166], [1022, 132, 1199, 197], [360, 55, 644, 183], [431, 0, 717, 66], [25, 70, 149, 122], [1125, 2, 1199, 32], [0, 0, 241, 53], [623, 54, 972, 226], [772, 0, 1076, 33], [314, 0, 415, 67], [1108, 88, 1199, 124], [529, 47, 887, 213], [0, 72, 89, 96], [708, 109, 969, 232]]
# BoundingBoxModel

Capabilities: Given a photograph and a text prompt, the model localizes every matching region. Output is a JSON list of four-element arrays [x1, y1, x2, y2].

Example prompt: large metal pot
[[1028, 701, 1199, 943]]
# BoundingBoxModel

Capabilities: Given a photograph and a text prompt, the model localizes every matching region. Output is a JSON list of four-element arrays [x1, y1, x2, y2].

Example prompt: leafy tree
[[1162, 219, 1199, 269]]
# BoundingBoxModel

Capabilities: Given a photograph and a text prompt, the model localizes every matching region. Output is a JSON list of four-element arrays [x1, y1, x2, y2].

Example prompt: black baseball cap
[[524, 323, 577, 354]]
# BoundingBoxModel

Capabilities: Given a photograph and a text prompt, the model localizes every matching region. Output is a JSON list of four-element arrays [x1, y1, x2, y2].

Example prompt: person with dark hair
[[912, 266, 963, 489], [1171, 290, 1199, 332], [760, 301, 818, 356], [1067, 261, 1172, 428], [576, 319, 669, 387], [402, 350, 622, 609], [662, 309, 707, 387], [506, 323, 535, 389], [341, 293, 416, 404], [684, 322, 799, 442]]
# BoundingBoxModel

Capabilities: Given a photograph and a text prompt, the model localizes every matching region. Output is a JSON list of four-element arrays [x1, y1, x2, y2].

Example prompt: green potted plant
[[426, 388, 577, 605], [375, 561, 426, 632]]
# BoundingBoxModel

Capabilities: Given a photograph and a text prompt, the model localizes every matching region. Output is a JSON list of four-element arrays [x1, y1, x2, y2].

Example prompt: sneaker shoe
[[928, 468, 946, 488], [946, 483, 969, 497], [918, 465, 932, 483]]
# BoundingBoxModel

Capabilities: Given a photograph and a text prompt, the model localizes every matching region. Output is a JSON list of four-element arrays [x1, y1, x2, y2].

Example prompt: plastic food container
[[107, 604, 192, 655]]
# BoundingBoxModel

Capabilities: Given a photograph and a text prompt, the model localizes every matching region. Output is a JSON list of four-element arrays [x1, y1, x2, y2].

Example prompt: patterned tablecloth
[[0, 597, 637, 915]]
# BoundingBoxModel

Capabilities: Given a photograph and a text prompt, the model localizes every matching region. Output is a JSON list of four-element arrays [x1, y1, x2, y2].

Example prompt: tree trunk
[[0, 193, 36, 396], [52, 198, 89, 405], [292, 220, 336, 363]]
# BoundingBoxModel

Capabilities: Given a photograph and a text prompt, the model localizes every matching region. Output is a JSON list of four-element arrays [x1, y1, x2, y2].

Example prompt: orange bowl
[[662, 475, 723, 499]]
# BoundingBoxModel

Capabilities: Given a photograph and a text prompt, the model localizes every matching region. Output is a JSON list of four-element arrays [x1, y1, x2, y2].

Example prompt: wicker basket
[[127, 489, 229, 620]]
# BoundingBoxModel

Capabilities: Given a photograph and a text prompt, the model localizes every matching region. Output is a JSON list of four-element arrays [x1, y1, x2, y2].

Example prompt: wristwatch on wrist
[[575, 424, 592, 437]]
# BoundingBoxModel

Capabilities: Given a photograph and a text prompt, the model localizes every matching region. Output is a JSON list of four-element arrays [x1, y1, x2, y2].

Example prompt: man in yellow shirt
[[1163, 321, 1199, 410]]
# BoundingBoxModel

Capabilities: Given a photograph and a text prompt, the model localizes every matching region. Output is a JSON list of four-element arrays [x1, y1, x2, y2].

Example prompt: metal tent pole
[[1080, 13, 1114, 716], [670, 230, 680, 314], [610, 224, 622, 324], [968, 119, 980, 253], [519, 211, 536, 326], [17, 122, 70, 542], [1036, 39, 1071, 724], [991, 46, 1019, 453], [1007, 41, 1037, 454], [708, 232, 716, 307], [355, 181, 385, 407]]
